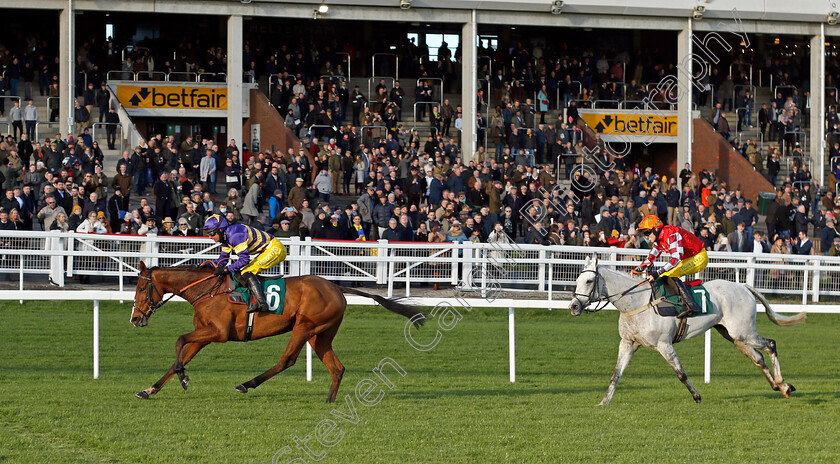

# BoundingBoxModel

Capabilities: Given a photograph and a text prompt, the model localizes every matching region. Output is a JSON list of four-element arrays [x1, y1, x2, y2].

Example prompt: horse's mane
[[149, 265, 214, 273]]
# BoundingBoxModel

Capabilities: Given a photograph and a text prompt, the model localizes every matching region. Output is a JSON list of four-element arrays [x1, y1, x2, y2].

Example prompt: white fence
[[1, 231, 839, 303], [1, 230, 838, 385]]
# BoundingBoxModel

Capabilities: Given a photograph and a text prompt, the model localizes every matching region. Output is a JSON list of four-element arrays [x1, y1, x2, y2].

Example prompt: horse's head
[[131, 261, 159, 327], [570, 254, 599, 316]]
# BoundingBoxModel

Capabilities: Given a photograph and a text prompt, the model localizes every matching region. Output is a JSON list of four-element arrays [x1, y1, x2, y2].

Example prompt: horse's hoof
[[235, 384, 248, 393], [788, 383, 796, 393], [135, 391, 150, 400], [181, 376, 190, 390], [694, 395, 702, 404]]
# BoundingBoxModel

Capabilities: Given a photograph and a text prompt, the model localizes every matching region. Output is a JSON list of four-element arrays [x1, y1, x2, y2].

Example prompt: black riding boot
[[243, 272, 268, 313], [667, 277, 701, 318]]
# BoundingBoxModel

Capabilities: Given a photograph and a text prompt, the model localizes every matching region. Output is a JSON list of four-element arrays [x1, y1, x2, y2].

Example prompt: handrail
[[728, 62, 753, 86], [121, 46, 150, 62], [306, 124, 335, 142], [321, 75, 346, 87], [570, 99, 593, 109], [107, 70, 135, 81], [91, 122, 125, 153], [136, 71, 167, 81], [733, 84, 756, 112], [0, 96, 23, 110], [371, 53, 399, 81], [416, 77, 444, 108], [413, 101, 439, 125], [619, 100, 646, 110], [336, 52, 351, 79], [593, 100, 620, 109], [774, 85, 797, 100], [361, 125, 388, 146], [786, 155, 813, 174], [166, 72, 198, 82], [198, 72, 227, 83], [34, 121, 61, 144], [367, 76, 396, 105], [410, 126, 439, 140], [605, 81, 626, 102]]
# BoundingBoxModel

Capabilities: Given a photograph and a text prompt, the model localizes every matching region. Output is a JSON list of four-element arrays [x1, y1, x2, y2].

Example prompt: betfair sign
[[117, 85, 227, 110], [579, 110, 678, 140]]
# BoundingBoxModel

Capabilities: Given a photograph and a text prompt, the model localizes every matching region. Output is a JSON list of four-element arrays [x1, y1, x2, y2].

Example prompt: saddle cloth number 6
[[266, 284, 283, 312]]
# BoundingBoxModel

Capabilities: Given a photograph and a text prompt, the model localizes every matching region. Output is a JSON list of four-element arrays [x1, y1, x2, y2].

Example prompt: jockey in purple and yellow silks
[[204, 214, 287, 313]]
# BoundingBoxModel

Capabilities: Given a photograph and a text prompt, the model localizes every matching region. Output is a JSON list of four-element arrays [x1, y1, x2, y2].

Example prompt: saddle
[[225, 274, 287, 315], [650, 278, 712, 344], [651, 279, 708, 317]]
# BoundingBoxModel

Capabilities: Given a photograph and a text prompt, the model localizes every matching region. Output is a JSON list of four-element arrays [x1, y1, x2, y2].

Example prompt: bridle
[[132, 271, 176, 320], [571, 266, 648, 313], [131, 268, 220, 321]]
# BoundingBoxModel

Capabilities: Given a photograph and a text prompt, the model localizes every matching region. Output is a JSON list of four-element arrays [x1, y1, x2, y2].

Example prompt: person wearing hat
[[631, 215, 708, 318], [174, 217, 193, 236], [268, 189, 286, 220], [287, 177, 306, 210], [159, 217, 177, 236], [203, 213, 287, 313], [274, 219, 294, 238], [137, 216, 158, 235]]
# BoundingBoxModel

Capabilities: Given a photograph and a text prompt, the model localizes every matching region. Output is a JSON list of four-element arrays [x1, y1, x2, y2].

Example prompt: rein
[[132, 268, 225, 319], [572, 267, 649, 313]]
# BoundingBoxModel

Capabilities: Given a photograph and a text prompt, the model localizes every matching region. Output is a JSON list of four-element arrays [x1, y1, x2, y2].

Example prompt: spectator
[[76, 211, 107, 234], [137, 216, 159, 235], [793, 230, 812, 255], [51, 212, 70, 232]]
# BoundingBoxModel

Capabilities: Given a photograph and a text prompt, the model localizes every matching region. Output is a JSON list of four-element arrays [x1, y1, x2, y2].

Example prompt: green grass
[[1, 300, 839, 463]]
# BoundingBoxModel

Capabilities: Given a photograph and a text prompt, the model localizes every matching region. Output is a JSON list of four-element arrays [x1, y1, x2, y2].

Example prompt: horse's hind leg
[[747, 336, 795, 398], [657, 343, 702, 404], [235, 323, 312, 393], [310, 323, 345, 403], [732, 340, 779, 392], [599, 339, 639, 406]]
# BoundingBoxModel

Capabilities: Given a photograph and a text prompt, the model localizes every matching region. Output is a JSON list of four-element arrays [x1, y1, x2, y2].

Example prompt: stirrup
[[676, 305, 699, 319], [247, 301, 268, 313]]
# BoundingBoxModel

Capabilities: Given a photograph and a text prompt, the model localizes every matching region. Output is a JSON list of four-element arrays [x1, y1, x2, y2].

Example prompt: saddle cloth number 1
[[693, 289, 707, 313]]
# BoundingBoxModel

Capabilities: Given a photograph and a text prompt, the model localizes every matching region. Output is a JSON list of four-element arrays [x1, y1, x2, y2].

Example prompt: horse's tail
[[745, 285, 807, 327], [340, 287, 426, 328]]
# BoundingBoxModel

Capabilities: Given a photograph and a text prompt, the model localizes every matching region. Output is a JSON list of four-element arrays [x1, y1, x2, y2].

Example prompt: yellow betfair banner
[[580, 112, 677, 137], [116, 85, 227, 110]]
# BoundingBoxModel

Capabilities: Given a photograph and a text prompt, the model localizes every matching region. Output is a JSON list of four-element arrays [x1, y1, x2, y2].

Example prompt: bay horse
[[129, 262, 425, 402], [569, 255, 806, 406]]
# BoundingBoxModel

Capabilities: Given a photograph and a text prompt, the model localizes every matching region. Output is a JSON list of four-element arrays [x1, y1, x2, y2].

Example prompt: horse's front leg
[[657, 342, 701, 404], [599, 338, 639, 406], [135, 327, 223, 399]]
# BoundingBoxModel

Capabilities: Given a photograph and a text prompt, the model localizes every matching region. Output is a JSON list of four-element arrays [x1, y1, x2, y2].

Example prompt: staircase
[[692, 118, 775, 203]]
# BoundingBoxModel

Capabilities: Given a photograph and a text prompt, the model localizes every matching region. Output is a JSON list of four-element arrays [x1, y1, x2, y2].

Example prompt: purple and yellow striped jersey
[[214, 224, 274, 273]]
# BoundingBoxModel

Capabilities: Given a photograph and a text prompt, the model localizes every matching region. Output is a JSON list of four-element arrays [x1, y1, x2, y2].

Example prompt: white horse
[[569, 255, 807, 406]]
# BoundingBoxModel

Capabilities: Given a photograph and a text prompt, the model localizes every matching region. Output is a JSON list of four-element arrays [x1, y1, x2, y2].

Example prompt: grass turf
[[1, 300, 838, 463]]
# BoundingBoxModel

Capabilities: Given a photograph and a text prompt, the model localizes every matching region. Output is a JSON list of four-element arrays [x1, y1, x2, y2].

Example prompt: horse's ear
[[591, 253, 599, 266], [139, 261, 147, 273], [583, 255, 591, 266]]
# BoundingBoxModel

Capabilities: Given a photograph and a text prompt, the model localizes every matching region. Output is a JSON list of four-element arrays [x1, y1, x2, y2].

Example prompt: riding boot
[[243, 272, 269, 313], [668, 277, 701, 318]]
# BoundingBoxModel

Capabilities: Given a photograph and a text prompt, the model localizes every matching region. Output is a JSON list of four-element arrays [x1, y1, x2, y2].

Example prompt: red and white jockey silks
[[637, 225, 705, 275]]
